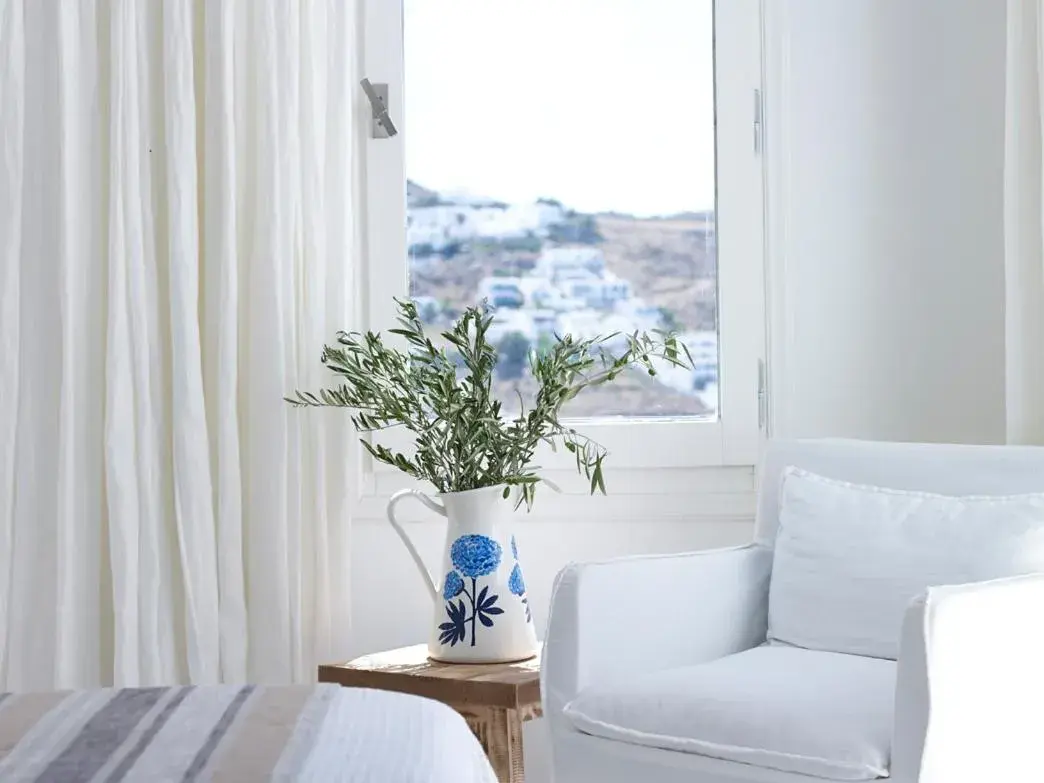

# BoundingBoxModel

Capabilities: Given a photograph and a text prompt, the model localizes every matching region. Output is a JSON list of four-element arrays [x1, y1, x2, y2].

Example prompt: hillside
[[596, 214, 717, 331], [406, 179, 441, 207], [405, 185, 719, 416], [410, 210, 718, 333]]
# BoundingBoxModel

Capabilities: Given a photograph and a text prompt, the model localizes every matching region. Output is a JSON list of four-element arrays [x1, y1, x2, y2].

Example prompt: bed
[[0, 683, 498, 782]]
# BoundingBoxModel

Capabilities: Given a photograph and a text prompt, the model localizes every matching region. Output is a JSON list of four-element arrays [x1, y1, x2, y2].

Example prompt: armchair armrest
[[892, 574, 1044, 783], [541, 544, 772, 731]]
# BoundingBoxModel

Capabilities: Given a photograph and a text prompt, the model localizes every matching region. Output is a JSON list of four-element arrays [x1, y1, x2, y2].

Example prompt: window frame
[[360, 0, 766, 478]]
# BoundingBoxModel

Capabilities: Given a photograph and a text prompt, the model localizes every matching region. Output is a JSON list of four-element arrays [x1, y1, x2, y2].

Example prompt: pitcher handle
[[386, 489, 446, 602]]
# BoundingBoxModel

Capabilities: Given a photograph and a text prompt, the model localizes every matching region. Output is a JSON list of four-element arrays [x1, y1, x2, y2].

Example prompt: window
[[364, 0, 765, 471]]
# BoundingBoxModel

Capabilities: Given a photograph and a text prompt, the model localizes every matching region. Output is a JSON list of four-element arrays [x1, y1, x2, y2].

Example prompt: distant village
[[406, 185, 719, 405]]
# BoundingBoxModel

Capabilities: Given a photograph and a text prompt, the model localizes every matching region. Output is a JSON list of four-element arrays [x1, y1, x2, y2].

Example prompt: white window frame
[[360, 0, 766, 482]]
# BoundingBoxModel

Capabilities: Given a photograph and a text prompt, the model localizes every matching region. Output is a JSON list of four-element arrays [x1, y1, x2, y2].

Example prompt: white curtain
[[1005, 0, 1044, 445], [0, 0, 360, 689]]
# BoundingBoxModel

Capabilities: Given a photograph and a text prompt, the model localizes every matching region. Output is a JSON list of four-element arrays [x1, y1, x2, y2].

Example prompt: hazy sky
[[404, 0, 716, 217]]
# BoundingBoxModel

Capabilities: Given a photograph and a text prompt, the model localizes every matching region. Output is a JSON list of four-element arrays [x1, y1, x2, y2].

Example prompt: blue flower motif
[[510, 535, 519, 560], [509, 563, 526, 596], [442, 571, 464, 600], [450, 534, 502, 578], [439, 599, 468, 646]]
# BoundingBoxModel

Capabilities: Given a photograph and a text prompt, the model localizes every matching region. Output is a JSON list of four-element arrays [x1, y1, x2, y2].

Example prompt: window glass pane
[[404, 0, 718, 418]]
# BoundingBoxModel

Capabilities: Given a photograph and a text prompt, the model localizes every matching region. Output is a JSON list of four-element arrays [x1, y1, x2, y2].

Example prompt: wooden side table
[[319, 645, 542, 783]]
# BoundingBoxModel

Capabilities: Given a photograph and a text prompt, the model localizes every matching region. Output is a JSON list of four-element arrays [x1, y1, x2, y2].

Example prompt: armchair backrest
[[754, 438, 1044, 546]]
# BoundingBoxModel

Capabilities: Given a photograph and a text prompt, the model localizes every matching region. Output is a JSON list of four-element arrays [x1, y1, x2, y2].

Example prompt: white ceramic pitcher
[[387, 484, 538, 663]]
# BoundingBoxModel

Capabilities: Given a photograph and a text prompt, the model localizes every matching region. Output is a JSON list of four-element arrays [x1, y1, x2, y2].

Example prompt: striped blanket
[[0, 684, 498, 782]]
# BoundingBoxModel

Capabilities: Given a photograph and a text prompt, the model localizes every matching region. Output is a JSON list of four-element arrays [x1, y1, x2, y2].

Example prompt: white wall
[[766, 0, 1008, 444]]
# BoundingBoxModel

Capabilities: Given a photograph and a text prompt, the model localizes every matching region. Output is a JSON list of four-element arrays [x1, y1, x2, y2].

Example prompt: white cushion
[[769, 467, 1044, 660], [563, 646, 895, 781], [755, 439, 1044, 547]]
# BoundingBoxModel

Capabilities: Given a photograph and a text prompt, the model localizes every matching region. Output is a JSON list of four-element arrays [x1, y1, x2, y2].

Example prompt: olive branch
[[287, 298, 693, 509]]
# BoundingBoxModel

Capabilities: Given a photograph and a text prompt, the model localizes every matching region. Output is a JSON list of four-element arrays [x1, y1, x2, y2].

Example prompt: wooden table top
[[318, 644, 542, 711]]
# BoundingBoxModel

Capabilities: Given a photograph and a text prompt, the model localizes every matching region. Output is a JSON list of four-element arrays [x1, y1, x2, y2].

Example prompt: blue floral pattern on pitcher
[[439, 535, 505, 647], [451, 535, 502, 577], [508, 536, 531, 623], [442, 571, 464, 601], [508, 564, 525, 595]]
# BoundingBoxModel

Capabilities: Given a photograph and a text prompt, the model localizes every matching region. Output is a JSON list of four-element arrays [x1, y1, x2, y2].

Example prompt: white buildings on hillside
[[407, 200, 566, 251], [473, 241, 719, 394], [517, 277, 583, 312], [486, 309, 538, 344], [535, 247, 606, 280], [478, 277, 526, 309], [558, 274, 632, 310], [477, 248, 663, 353], [480, 247, 630, 313], [684, 332, 719, 389], [406, 190, 717, 397], [407, 205, 473, 250], [477, 245, 646, 342], [484, 202, 565, 237]]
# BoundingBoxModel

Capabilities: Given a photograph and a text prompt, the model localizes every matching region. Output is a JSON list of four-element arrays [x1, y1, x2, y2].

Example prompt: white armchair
[[543, 439, 1044, 783]]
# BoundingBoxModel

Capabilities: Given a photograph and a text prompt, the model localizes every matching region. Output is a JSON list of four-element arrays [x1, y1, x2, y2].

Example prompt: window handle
[[361, 78, 398, 138]]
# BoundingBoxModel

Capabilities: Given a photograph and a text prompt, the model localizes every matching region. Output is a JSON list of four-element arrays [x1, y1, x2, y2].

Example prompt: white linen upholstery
[[542, 545, 773, 742], [545, 439, 1044, 783], [893, 575, 1044, 783], [563, 646, 895, 781], [754, 439, 1044, 546], [768, 468, 1044, 659]]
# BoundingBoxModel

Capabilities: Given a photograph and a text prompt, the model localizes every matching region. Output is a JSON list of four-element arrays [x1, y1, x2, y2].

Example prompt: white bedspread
[[298, 686, 499, 783]]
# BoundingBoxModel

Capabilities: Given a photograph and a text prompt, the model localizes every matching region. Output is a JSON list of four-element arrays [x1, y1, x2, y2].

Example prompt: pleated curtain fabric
[[1005, 0, 1044, 445], [0, 0, 360, 689]]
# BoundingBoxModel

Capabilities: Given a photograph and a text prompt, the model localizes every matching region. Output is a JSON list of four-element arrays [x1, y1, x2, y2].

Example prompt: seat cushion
[[769, 467, 1044, 660], [563, 646, 895, 781]]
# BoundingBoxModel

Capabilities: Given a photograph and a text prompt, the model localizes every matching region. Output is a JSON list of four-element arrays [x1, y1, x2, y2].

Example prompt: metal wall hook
[[361, 78, 398, 138]]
